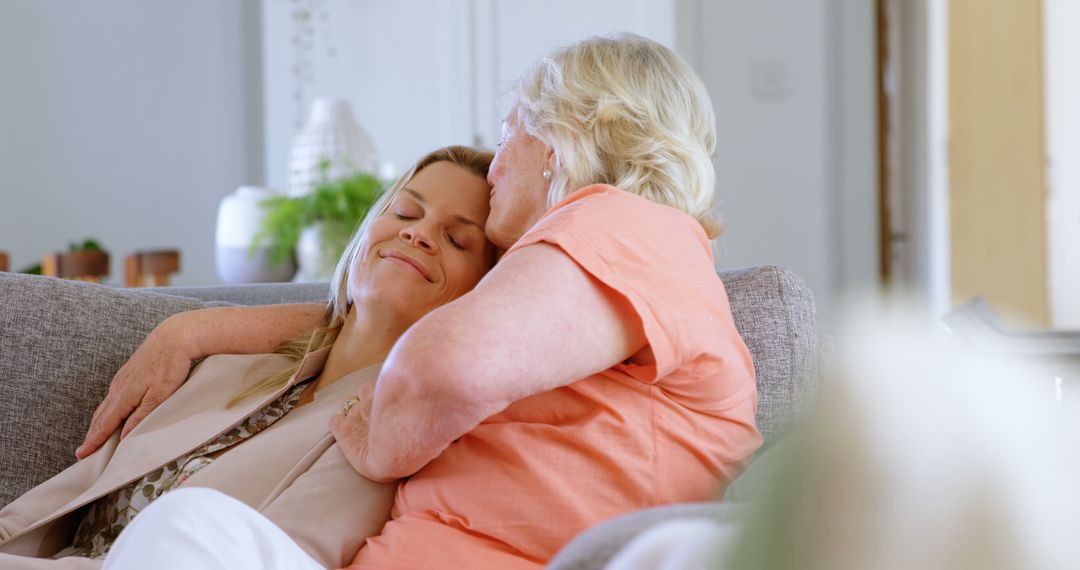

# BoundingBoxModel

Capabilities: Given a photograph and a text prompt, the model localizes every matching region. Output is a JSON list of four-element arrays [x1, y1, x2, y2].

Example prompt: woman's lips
[[380, 250, 433, 282]]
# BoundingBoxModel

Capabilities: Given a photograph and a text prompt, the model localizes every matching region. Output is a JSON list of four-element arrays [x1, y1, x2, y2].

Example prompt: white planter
[[288, 98, 378, 197], [215, 186, 296, 283], [293, 223, 338, 283]]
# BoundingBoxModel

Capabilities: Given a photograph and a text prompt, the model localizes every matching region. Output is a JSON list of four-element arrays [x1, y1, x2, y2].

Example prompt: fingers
[[76, 401, 110, 460], [328, 411, 386, 481], [80, 398, 110, 452], [119, 391, 164, 439], [77, 395, 122, 459], [328, 415, 350, 451], [77, 383, 142, 460]]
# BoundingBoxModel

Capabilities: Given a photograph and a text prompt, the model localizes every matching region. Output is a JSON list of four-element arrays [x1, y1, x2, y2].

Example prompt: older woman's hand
[[76, 303, 327, 460], [329, 380, 393, 482], [76, 315, 198, 459]]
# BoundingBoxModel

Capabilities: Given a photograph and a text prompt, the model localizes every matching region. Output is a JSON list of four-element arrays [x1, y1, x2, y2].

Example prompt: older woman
[[86, 33, 762, 570], [0, 146, 496, 569]]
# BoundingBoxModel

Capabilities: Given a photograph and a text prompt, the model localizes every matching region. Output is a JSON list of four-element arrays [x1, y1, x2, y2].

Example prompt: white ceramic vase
[[287, 98, 378, 197], [215, 186, 296, 283], [293, 222, 338, 283]]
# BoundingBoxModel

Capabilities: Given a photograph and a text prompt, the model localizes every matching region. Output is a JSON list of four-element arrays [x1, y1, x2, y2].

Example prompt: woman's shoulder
[[510, 184, 711, 257], [543, 184, 701, 225]]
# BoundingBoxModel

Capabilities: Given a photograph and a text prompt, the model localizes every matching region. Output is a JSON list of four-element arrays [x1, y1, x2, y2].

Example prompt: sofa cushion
[[0, 274, 225, 508]]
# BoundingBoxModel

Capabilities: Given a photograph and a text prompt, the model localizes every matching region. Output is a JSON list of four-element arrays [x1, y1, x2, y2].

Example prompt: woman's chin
[[364, 289, 433, 322]]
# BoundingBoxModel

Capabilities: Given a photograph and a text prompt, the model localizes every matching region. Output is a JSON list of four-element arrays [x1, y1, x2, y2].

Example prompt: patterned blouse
[[58, 379, 313, 560]]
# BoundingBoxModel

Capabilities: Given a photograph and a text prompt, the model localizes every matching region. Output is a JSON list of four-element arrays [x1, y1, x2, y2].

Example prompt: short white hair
[[514, 33, 721, 237]]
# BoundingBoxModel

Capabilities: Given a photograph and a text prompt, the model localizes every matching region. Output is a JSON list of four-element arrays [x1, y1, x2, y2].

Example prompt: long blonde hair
[[229, 145, 495, 406], [514, 33, 722, 238]]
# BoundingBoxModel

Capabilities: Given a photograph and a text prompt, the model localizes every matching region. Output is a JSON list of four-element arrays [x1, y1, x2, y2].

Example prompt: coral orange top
[[346, 185, 761, 569]]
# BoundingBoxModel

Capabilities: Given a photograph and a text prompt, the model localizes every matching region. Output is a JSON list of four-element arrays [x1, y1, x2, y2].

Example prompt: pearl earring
[[542, 169, 552, 181]]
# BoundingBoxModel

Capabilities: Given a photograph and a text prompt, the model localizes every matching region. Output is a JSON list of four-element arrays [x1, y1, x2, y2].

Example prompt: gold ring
[[342, 398, 360, 416]]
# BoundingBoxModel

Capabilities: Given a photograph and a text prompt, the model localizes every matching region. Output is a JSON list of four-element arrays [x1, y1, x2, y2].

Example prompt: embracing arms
[[79, 244, 646, 480], [330, 243, 646, 482], [77, 303, 324, 459]]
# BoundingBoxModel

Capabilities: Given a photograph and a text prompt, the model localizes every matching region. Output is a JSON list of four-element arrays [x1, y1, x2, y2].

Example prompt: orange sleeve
[[506, 185, 734, 387]]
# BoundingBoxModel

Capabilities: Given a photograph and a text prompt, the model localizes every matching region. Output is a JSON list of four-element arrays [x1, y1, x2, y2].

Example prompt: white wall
[[829, 0, 880, 310], [1046, 0, 1080, 328], [260, 0, 675, 189], [889, 0, 951, 318], [0, 1, 260, 285], [263, 0, 878, 319], [680, 0, 878, 319], [469, 0, 676, 149], [0, 0, 878, 302], [261, 0, 470, 188]]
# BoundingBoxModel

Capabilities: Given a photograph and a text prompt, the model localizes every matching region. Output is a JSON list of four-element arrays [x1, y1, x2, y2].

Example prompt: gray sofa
[[0, 266, 820, 566]]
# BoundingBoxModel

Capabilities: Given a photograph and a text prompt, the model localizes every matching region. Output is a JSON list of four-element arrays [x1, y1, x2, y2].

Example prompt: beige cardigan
[[0, 349, 396, 569]]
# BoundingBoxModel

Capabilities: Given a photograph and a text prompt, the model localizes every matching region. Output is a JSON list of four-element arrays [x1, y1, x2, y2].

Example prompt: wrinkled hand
[[76, 319, 196, 459], [329, 380, 387, 481]]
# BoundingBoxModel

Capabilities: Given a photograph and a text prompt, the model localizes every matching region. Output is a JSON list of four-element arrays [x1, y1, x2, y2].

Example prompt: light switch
[[750, 58, 791, 100]]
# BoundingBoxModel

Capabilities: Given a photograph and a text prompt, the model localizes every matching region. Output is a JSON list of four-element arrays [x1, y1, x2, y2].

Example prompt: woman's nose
[[399, 224, 435, 251]]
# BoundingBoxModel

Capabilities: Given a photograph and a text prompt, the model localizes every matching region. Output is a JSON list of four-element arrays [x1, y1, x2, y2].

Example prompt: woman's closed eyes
[[392, 209, 471, 251]]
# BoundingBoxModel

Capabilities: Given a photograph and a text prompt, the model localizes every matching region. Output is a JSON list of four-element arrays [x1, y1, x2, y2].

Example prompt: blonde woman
[[0, 146, 497, 569], [90, 33, 762, 570]]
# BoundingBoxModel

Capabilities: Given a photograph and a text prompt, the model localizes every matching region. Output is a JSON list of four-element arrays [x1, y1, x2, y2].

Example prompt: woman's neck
[[315, 301, 412, 392]]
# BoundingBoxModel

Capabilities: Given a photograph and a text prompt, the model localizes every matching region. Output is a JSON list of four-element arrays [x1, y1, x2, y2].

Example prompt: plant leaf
[[251, 172, 386, 267]]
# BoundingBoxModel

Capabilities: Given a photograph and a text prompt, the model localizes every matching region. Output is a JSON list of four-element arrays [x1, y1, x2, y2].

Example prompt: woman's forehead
[[407, 162, 484, 193], [399, 163, 490, 216]]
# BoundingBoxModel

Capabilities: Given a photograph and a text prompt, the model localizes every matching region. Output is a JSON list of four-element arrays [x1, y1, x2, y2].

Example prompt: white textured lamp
[[288, 97, 378, 197], [287, 98, 378, 282]]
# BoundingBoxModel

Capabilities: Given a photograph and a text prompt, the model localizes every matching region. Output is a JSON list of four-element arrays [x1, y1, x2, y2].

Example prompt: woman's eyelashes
[[392, 210, 469, 252]]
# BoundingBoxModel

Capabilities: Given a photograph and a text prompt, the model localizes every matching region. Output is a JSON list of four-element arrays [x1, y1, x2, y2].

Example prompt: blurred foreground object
[[947, 296, 1080, 353], [946, 297, 1080, 388], [124, 250, 180, 287], [0, 251, 7, 272], [602, 300, 1080, 569], [729, 301, 1080, 570]]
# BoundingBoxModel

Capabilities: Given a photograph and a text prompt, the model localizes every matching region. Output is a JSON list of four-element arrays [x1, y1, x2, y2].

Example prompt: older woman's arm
[[330, 244, 645, 481], [78, 303, 324, 459]]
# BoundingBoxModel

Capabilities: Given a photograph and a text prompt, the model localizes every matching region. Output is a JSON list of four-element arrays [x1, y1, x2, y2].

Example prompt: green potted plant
[[251, 164, 385, 281]]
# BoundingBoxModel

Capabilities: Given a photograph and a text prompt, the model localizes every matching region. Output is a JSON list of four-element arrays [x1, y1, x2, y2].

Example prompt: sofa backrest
[[0, 274, 225, 507], [0, 266, 818, 509]]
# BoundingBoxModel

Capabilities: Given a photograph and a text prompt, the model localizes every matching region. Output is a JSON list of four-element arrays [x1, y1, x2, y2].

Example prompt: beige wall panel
[[949, 0, 1048, 325]]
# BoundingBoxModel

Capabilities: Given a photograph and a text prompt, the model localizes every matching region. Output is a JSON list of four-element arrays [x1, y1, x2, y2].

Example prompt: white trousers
[[101, 488, 327, 570], [603, 518, 734, 570]]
